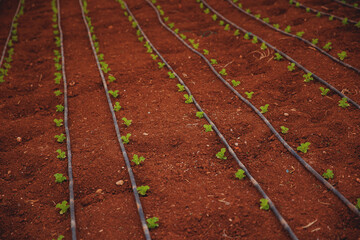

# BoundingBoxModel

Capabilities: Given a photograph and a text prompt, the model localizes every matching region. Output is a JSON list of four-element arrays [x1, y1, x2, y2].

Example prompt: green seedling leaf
[[52, 235, 64, 240], [203, 124, 213, 132], [273, 23, 280, 29], [204, 8, 210, 14], [147, 217, 159, 229], [114, 102, 121, 112], [177, 83, 185, 92], [323, 169, 334, 179], [329, 15, 334, 21], [356, 198, 360, 209], [224, 24, 230, 31], [311, 38, 318, 45], [284, 25, 291, 33], [260, 198, 269, 210], [108, 90, 119, 98], [316, 12, 321, 17], [180, 34, 187, 40], [296, 31, 304, 37], [260, 104, 269, 113], [151, 54, 158, 60], [164, 17, 169, 22], [244, 32, 250, 39], [54, 119, 63, 127], [196, 111, 204, 119], [168, 71, 175, 79], [54, 173, 67, 183], [121, 133, 131, 144], [260, 42, 267, 50], [168, 22, 174, 29], [132, 154, 145, 165], [216, 148, 227, 160], [252, 36, 258, 44], [203, 49, 209, 55], [254, 14, 261, 19], [184, 94, 193, 104], [245, 8, 251, 13], [263, 17, 270, 23], [323, 42, 332, 51], [54, 90, 62, 96], [137, 185, 149, 196], [297, 142, 311, 153], [56, 105, 64, 112], [210, 59, 217, 65], [303, 72, 313, 82], [219, 69, 227, 76], [219, 20, 225, 26], [108, 75, 116, 83], [245, 91, 254, 99], [235, 169, 245, 180], [342, 17, 348, 25], [234, 29, 240, 36], [337, 51, 347, 60], [158, 62, 165, 68], [231, 80, 240, 87], [274, 53, 283, 60], [338, 97, 349, 108], [287, 63, 295, 71], [122, 117, 132, 127], [55, 134, 66, 143], [56, 201, 69, 214], [280, 126, 289, 134], [212, 14, 217, 21], [174, 28, 179, 34], [319, 87, 329, 96]]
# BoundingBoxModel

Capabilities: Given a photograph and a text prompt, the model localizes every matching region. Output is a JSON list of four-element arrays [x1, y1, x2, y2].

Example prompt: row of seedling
[[0, 0, 25, 83]]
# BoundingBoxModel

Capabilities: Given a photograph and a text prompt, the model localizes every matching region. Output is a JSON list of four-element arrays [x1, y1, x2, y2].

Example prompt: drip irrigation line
[[78, 0, 151, 239], [226, 0, 360, 75], [292, 0, 358, 24], [201, 0, 360, 110], [149, 0, 360, 217], [0, 0, 22, 68], [333, 0, 360, 10], [125, 0, 298, 239], [56, 0, 77, 239]]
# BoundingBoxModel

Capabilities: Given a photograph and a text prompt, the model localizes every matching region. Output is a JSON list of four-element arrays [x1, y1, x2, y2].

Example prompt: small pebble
[[116, 180, 124, 186], [284, 113, 289, 116], [16, 137, 22, 142], [95, 189, 102, 194]]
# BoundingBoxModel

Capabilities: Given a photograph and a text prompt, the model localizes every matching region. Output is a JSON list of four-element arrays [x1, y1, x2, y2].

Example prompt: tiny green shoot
[[260, 104, 269, 113], [311, 38, 318, 45], [319, 87, 329, 96], [261, 42, 267, 50], [137, 185, 149, 196], [280, 126, 289, 134], [56, 105, 64, 112], [122, 117, 132, 127], [216, 148, 227, 160], [108, 90, 119, 98], [322, 169, 334, 179], [210, 59, 218, 65], [260, 198, 269, 210], [219, 69, 227, 76], [54, 119, 63, 127], [235, 169, 245, 180], [54, 90, 62, 96], [296, 31, 304, 37], [132, 154, 145, 165], [287, 63, 295, 71], [303, 72, 313, 82], [114, 102, 121, 112], [196, 111, 204, 119], [177, 83, 185, 92], [203, 49, 209, 55], [231, 80, 240, 87], [323, 42, 332, 51], [284, 25, 291, 33], [54, 173, 67, 183], [158, 62, 165, 69], [56, 201, 70, 214], [147, 217, 159, 229], [108, 75, 116, 83], [56, 149, 66, 159], [297, 142, 310, 153], [274, 53, 283, 60], [55, 134, 66, 143], [337, 51, 347, 60], [203, 124, 213, 132], [245, 91, 254, 99], [338, 97, 349, 108], [121, 133, 131, 144], [184, 94, 193, 104]]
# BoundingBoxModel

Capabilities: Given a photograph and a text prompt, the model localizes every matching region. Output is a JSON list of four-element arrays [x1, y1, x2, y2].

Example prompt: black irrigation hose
[[0, 0, 22, 68], [149, 0, 360, 217], [333, 0, 360, 10], [56, 0, 77, 239], [78, 0, 151, 239], [201, 0, 360, 110], [292, 0, 358, 24], [226, 0, 360, 75], [125, 0, 298, 239]]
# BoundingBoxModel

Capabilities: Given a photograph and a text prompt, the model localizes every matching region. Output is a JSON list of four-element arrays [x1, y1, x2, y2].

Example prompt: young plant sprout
[[54, 90, 63, 96], [296, 31, 304, 37], [337, 51, 347, 60], [245, 9, 251, 13], [263, 17, 270, 23], [219, 20, 225, 26], [234, 29, 240, 36], [216, 148, 227, 160], [280, 126, 289, 134], [108, 90, 119, 98], [108, 75, 116, 83], [56, 149, 66, 159], [180, 34, 187, 40], [252, 36, 258, 44], [54, 173, 67, 183], [212, 14, 217, 21], [297, 142, 311, 153], [192, 43, 199, 49], [147, 217, 159, 229], [56, 201, 70, 214], [338, 97, 349, 108], [151, 54, 158, 60], [303, 73, 313, 82], [138, 37, 144, 42], [56, 105, 64, 112], [284, 25, 291, 33], [204, 8, 210, 14], [158, 62, 165, 69], [168, 71, 175, 79], [287, 63, 295, 71], [203, 124, 213, 132], [114, 102, 121, 112], [231, 80, 240, 87], [260, 104, 269, 113], [122, 117, 132, 127], [260, 198, 269, 210], [168, 22, 174, 28], [342, 17, 348, 25], [219, 69, 227, 76], [316, 12, 321, 17], [273, 23, 280, 29], [184, 94, 193, 104], [174, 28, 179, 34], [245, 91, 254, 99], [311, 38, 318, 45], [121, 133, 131, 144], [210, 59, 218, 65], [163, 17, 169, 22], [55, 134, 66, 143], [319, 87, 330, 96], [323, 169, 334, 179], [196, 111, 204, 119], [254, 14, 261, 19], [274, 53, 283, 60], [323, 42, 332, 51], [177, 83, 185, 92], [224, 24, 230, 31], [137, 185, 150, 196], [203, 49, 209, 55], [261, 42, 267, 50], [356, 199, 360, 209], [235, 169, 245, 180], [132, 154, 145, 165], [54, 119, 63, 127], [244, 32, 250, 40], [329, 15, 334, 21]]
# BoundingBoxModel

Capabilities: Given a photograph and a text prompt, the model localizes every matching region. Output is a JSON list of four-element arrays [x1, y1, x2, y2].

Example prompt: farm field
[[0, 0, 359, 239]]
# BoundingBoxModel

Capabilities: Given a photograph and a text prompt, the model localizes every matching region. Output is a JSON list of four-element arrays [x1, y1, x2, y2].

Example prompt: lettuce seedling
[[147, 217, 159, 229], [199, 3, 204, 8], [260, 198, 269, 210], [306, 7, 310, 12], [151, 54, 158, 60], [245, 91, 254, 99], [235, 169, 245, 180], [168, 71, 175, 79], [338, 97, 349, 108], [54, 119, 63, 127], [192, 43, 199, 49], [329, 15, 334, 21], [132, 154, 145, 165], [188, 39, 195, 44], [254, 14, 261, 19], [180, 34, 187, 40], [216, 148, 227, 160], [174, 28, 179, 34], [3, 63, 11, 70], [342, 17, 348, 25], [274, 53, 283, 60], [296, 31, 304, 37], [284, 25, 291, 33], [280, 126, 289, 134], [303, 72, 313, 82], [114, 102, 121, 112], [356, 21, 360, 28], [238, 3, 243, 8], [132, 21, 137, 28], [319, 87, 329, 96], [164, 17, 169, 22], [54, 90, 63, 96], [356, 198, 360, 209], [311, 38, 318, 45], [56, 149, 66, 159], [108, 75, 116, 83], [138, 36, 144, 42], [54, 55, 61, 63], [158, 62, 165, 68], [337, 51, 347, 60], [245, 9, 251, 13], [196, 111, 204, 119], [159, 9, 164, 16], [168, 22, 174, 28], [219, 20, 225, 26], [98, 53, 104, 61], [177, 84, 185, 92], [108, 90, 119, 98], [260, 104, 269, 113], [137, 185, 149, 196], [204, 8, 210, 14], [56, 201, 69, 214], [234, 29, 240, 36], [212, 14, 217, 21], [122, 117, 132, 127], [287, 63, 295, 71], [231, 80, 240, 87], [55, 134, 66, 143], [219, 69, 227, 76], [261, 42, 267, 50], [121, 133, 131, 144], [263, 17, 270, 23], [297, 142, 310, 153], [252, 36, 258, 44], [210, 59, 218, 65], [203, 49, 209, 55], [224, 24, 230, 31], [52, 235, 64, 240], [244, 33, 250, 39], [100, 62, 111, 73], [204, 124, 213, 132], [54, 173, 67, 183], [323, 42, 332, 51], [184, 94, 193, 104], [323, 169, 334, 179], [316, 12, 321, 17], [273, 23, 280, 29], [56, 104, 64, 112], [7, 40, 13, 47]]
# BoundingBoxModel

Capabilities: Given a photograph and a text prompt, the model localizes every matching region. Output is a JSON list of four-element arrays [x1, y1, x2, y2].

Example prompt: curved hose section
[[148, 0, 360, 217], [0, 0, 22, 68], [56, 0, 77, 239], [333, 0, 360, 10], [126, 0, 299, 239], [291, 0, 358, 24], [226, 0, 360, 75], [78, 0, 151, 239], [202, 0, 360, 109]]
